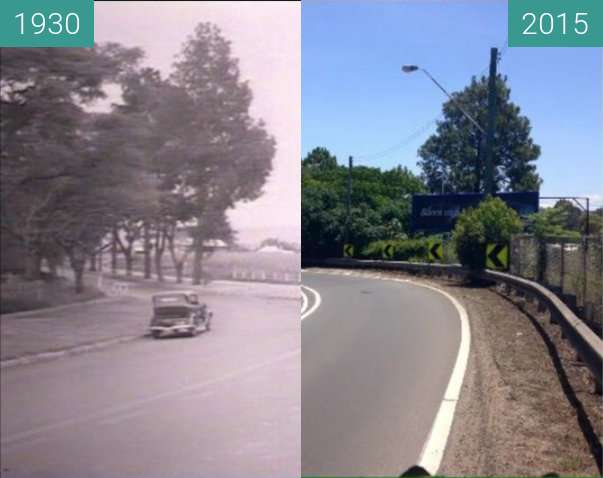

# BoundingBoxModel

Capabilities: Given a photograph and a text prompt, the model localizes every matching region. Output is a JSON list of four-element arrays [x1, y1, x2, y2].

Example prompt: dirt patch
[[311, 268, 602, 476], [407, 274, 602, 477]]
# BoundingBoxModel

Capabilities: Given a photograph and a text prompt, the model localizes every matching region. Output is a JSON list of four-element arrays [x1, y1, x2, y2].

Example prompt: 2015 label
[[509, 0, 602, 47], [521, 12, 589, 36]]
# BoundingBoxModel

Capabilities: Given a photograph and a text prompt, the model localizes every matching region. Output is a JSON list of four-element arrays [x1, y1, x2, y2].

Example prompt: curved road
[[302, 271, 462, 476], [1, 283, 300, 478]]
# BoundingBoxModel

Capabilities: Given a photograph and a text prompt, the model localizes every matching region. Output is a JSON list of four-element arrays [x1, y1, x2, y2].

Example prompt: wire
[[353, 36, 510, 166], [355, 117, 439, 164]]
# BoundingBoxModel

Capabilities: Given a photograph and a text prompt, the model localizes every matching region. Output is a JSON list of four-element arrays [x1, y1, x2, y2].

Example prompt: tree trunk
[[68, 249, 86, 294], [144, 222, 151, 279], [125, 253, 133, 277], [175, 263, 183, 284], [74, 266, 85, 294], [24, 250, 41, 281], [48, 260, 58, 278], [89, 253, 97, 272], [192, 245, 203, 285], [111, 232, 117, 274], [154, 251, 164, 283]]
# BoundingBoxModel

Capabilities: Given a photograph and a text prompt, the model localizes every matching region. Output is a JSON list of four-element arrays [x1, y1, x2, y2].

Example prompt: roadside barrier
[[304, 257, 603, 393], [96, 275, 130, 297]]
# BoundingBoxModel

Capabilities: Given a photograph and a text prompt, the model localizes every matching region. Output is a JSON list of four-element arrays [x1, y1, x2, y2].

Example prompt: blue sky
[[302, 1, 603, 207]]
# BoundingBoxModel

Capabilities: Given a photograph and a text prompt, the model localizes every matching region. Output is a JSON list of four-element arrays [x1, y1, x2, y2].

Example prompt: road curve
[[1, 287, 300, 478], [302, 271, 462, 476]]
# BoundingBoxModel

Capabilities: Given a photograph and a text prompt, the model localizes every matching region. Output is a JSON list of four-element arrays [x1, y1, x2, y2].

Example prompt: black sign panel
[[411, 192, 539, 233]]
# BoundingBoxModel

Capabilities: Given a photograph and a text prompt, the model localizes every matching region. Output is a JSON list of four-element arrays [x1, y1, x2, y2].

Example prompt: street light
[[401, 65, 485, 134]]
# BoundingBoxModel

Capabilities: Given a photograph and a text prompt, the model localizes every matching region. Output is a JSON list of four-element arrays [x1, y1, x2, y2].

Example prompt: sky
[[94, 1, 300, 245], [302, 0, 603, 208]]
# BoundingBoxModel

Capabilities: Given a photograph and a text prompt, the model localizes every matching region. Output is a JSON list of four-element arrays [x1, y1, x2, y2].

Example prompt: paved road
[[1, 287, 300, 478], [302, 271, 461, 476]]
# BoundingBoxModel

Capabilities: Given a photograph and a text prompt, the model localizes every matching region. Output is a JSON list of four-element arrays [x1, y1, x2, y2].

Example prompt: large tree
[[0, 45, 146, 286], [418, 75, 541, 194], [170, 22, 275, 284], [302, 147, 338, 171]]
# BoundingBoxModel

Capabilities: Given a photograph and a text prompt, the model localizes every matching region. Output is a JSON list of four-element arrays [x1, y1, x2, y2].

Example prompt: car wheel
[[151, 331, 161, 339]]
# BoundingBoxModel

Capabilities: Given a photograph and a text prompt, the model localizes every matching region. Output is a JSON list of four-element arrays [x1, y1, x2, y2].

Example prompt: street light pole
[[402, 65, 485, 135], [402, 54, 499, 195]]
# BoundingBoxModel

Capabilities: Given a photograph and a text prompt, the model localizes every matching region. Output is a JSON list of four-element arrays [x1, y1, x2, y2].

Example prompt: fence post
[[582, 236, 588, 312], [538, 239, 546, 284], [513, 236, 520, 277], [559, 240, 565, 292]]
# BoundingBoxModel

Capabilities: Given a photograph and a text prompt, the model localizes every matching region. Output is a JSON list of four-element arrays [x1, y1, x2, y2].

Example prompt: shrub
[[452, 196, 523, 270], [361, 237, 438, 262]]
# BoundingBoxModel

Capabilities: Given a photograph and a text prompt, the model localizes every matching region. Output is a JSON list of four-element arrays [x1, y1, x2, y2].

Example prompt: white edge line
[[300, 285, 321, 321], [306, 269, 470, 475], [408, 280, 470, 476], [301, 288, 309, 315]]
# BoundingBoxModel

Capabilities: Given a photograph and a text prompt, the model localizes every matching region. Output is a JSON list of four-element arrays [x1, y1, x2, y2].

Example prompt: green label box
[[0, 0, 93, 47], [509, 0, 603, 47]]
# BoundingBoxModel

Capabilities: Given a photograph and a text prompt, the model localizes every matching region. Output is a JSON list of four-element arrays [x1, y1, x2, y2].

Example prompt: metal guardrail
[[304, 257, 603, 391]]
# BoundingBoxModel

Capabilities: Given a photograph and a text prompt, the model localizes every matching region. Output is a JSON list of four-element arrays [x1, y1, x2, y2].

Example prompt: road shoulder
[[305, 267, 601, 476], [416, 277, 601, 476]]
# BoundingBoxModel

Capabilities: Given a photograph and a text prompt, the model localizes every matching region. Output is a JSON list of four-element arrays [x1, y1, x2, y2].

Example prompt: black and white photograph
[[1, 2, 300, 477]]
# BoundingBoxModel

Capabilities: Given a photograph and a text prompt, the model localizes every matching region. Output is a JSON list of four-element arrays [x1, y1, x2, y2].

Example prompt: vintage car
[[149, 291, 212, 338]]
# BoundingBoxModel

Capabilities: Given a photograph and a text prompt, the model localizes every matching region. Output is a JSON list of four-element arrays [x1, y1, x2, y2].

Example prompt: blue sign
[[411, 192, 539, 233]]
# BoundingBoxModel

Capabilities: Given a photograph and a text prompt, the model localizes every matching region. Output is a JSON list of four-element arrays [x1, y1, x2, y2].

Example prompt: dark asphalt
[[301, 271, 461, 476], [1, 288, 300, 478]]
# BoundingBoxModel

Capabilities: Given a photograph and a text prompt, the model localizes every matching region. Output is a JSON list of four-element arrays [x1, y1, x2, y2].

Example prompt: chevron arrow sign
[[382, 243, 394, 260], [486, 243, 509, 270]]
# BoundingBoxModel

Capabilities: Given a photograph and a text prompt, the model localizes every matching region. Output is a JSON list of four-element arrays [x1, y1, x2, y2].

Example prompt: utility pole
[[586, 197, 590, 236], [346, 156, 353, 244], [484, 47, 498, 195]]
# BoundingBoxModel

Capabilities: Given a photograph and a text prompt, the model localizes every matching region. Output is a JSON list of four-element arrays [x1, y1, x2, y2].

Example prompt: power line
[[354, 39, 510, 166], [355, 116, 439, 164]]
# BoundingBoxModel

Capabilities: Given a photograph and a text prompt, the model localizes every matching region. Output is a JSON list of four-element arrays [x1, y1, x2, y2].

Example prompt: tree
[[528, 200, 586, 239], [0, 45, 143, 284], [170, 22, 275, 284], [112, 67, 169, 279], [587, 208, 603, 236], [453, 197, 523, 270], [302, 147, 338, 170], [418, 75, 541, 194], [301, 147, 426, 257]]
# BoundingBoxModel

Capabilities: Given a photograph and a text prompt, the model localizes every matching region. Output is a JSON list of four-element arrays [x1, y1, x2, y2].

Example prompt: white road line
[[305, 269, 470, 475], [410, 281, 470, 476], [301, 288, 309, 315], [300, 285, 322, 321], [97, 408, 150, 426]]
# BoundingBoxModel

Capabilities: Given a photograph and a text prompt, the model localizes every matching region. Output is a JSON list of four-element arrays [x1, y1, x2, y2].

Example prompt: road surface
[[302, 271, 461, 476], [1, 285, 300, 478]]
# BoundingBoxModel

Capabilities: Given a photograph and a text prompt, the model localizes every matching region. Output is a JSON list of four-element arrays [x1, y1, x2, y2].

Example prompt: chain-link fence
[[510, 234, 603, 328]]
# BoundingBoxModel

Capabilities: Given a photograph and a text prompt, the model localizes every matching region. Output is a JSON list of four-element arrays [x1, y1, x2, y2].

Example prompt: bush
[[361, 237, 440, 262], [452, 197, 523, 270]]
